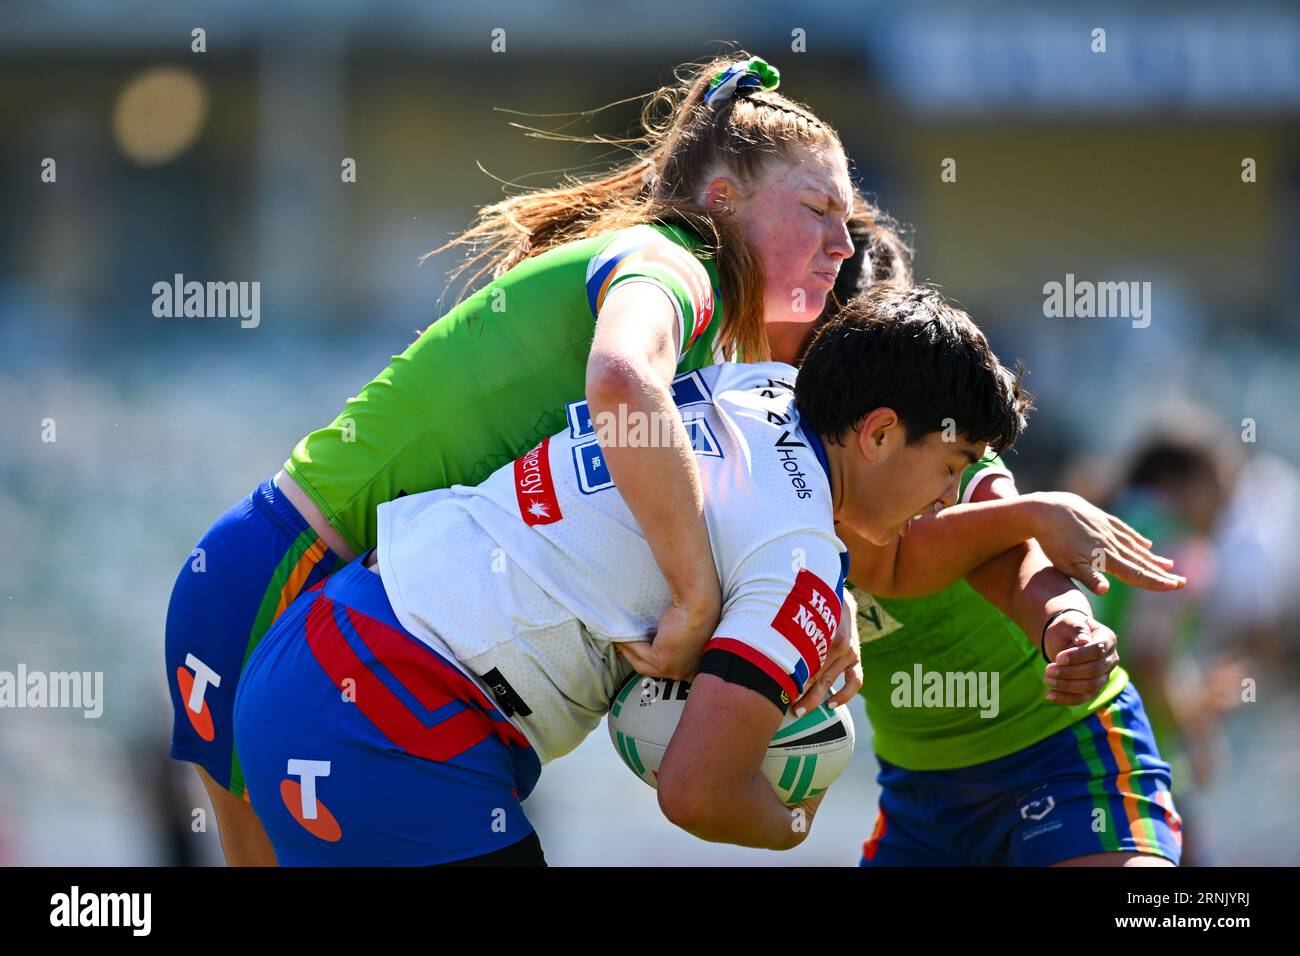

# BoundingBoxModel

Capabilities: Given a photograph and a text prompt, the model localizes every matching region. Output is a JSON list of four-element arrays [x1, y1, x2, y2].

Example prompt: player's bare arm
[[657, 674, 817, 850], [962, 475, 1120, 706], [590, 282, 723, 681], [843, 491, 1184, 599]]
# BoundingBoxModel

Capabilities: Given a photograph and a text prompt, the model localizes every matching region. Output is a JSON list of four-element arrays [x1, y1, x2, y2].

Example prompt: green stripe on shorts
[[1109, 700, 1162, 852], [228, 527, 321, 797], [1070, 717, 1122, 853]]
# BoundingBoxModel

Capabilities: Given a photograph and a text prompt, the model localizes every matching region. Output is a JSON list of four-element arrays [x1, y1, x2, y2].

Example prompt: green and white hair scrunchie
[[703, 56, 781, 107]]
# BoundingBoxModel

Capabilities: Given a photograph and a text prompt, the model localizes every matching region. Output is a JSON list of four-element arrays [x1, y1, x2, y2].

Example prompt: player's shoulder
[[691, 363, 801, 454], [958, 449, 1016, 503], [699, 361, 799, 412], [586, 223, 708, 278], [585, 223, 717, 334], [694, 364, 837, 544]]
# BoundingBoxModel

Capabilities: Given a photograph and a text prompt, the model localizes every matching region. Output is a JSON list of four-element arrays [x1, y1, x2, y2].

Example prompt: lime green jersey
[[854, 453, 1128, 770], [284, 223, 726, 554]]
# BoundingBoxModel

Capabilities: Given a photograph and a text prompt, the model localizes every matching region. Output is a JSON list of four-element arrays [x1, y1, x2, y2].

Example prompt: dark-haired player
[[230, 285, 1177, 863], [827, 239, 1184, 867]]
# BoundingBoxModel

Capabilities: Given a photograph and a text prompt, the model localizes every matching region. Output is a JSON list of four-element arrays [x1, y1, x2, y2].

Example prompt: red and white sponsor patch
[[770, 568, 840, 677], [514, 437, 563, 526]]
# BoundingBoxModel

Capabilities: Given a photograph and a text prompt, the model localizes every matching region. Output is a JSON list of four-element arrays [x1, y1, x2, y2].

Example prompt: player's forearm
[[1018, 549, 1093, 641], [661, 771, 808, 850], [963, 543, 1031, 620], [588, 362, 721, 617], [880, 497, 1041, 598], [967, 540, 1091, 640]]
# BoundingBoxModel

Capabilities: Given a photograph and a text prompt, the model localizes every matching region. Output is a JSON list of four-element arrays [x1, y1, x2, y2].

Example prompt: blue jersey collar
[[797, 416, 832, 484], [794, 408, 851, 581]]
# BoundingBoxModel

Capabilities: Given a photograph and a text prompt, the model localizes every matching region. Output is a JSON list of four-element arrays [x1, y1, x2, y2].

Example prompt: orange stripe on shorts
[[1096, 706, 1149, 848], [273, 537, 329, 622]]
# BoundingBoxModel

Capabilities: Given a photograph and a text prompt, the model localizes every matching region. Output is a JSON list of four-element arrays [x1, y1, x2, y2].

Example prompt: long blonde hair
[[423, 52, 847, 362]]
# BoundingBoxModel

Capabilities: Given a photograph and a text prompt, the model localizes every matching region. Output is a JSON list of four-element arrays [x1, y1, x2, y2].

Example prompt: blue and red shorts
[[166, 476, 342, 796], [232, 554, 542, 866], [860, 682, 1183, 866]]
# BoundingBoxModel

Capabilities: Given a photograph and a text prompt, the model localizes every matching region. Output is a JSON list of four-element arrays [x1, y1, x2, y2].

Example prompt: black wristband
[[1040, 608, 1089, 664]]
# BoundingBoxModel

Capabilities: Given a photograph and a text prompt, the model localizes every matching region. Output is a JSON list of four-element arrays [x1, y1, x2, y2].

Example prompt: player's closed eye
[[804, 203, 827, 217]]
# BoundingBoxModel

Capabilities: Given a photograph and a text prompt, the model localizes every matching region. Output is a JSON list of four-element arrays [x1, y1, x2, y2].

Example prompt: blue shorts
[[860, 682, 1183, 866], [232, 555, 543, 866], [165, 477, 342, 795]]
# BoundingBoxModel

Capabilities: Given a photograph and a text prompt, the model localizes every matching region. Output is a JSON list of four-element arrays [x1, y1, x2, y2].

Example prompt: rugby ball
[[608, 674, 855, 805]]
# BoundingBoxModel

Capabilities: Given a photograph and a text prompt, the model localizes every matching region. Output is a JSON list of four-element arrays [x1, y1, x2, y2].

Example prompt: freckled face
[[731, 143, 856, 331]]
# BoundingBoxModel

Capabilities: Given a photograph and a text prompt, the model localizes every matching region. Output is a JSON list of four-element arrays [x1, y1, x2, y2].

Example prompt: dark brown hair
[[797, 284, 1033, 452]]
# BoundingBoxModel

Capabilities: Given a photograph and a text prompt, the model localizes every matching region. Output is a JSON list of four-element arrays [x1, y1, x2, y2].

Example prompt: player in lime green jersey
[[823, 229, 1184, 865], [165, 53, 868, 866], [167, 52, 1183, 867], [856, 458, 1123, 768], [284, 221, 727, 557], [849, 455, 1182, 866]]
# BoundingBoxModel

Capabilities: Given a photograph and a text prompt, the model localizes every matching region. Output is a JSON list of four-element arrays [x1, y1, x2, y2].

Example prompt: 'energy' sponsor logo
[[514, 437, 563, 526]]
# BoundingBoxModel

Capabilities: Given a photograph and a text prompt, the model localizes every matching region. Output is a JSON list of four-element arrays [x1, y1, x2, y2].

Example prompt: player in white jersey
[[232, 285, 1176, 865], [377, 360, 847, 765]]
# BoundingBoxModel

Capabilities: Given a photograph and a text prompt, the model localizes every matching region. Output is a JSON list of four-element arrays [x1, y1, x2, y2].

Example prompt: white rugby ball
[[608, 674, 855, 805]]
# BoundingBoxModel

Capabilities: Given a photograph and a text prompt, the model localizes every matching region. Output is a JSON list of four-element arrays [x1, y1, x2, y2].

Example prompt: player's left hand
[[1042, 613, 1119, 706], [792, 590, 863, 716]]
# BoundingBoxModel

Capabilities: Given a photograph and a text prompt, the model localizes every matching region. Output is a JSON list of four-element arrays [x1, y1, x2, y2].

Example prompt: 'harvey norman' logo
[[771, 569, 840, 673], [50, 886, 150, 936]]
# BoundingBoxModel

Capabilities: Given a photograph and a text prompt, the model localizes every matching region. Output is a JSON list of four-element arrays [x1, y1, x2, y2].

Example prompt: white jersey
[[376, 362, 849, 762]]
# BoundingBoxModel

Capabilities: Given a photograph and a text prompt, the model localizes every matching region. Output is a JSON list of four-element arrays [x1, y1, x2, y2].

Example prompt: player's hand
[[1042, 613, 1119, 706], [1026, 492, 1185, 595], [792, 592, 863, 716], [614, 597, 719, 682]]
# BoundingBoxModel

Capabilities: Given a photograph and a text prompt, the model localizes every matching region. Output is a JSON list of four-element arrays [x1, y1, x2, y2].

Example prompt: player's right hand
[[615, 597, 720, 682], [1025, 491, 1186, 594]]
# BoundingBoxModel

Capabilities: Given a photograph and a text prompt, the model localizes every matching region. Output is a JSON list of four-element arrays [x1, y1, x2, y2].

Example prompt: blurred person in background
[[1204, 451, 1300, 678], [1090, 428, 1253, 865]]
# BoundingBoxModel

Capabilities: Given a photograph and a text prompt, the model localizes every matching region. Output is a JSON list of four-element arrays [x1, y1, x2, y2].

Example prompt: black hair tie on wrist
[[1040, 608, 1089, 664]]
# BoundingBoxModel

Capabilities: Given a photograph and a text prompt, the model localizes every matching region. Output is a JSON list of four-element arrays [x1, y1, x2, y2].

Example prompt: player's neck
[[818, 431, 849, 522]]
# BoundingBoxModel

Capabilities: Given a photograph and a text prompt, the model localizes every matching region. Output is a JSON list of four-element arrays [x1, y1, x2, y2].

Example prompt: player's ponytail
[[423, 51, 849, 363]]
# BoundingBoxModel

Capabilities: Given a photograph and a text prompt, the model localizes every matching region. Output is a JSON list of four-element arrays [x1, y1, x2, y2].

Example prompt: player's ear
[[701, 176, 741, 216], [857, 408, 899, 463]]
